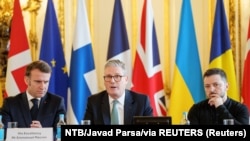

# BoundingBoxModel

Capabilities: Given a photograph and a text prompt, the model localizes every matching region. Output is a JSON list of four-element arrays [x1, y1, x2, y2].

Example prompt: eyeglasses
[[103, 75, 124, 82]]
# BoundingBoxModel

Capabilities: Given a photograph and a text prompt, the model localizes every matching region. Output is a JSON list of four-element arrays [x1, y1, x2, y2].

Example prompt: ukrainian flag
[[168, 0, 205, 124]]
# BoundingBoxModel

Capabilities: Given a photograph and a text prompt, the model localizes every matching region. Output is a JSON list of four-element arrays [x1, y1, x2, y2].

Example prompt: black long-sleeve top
[[188, 97, 249, 125]]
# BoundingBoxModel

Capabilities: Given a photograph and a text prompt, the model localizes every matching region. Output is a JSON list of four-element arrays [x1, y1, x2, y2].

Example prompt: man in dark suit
[[84, 59, 153, 125], [1, 60, 66, 138]]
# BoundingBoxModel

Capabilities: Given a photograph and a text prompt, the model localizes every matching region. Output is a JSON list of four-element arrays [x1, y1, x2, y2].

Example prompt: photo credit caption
[[61, 125, 249, 139]]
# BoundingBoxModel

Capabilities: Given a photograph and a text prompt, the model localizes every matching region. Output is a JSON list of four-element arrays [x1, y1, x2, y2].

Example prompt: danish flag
[[5, 0, 32, 97]]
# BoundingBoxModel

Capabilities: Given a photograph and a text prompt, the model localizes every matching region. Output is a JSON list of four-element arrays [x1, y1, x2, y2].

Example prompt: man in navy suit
[[1, 60, 66, 138], [84, 59, 153, 125]]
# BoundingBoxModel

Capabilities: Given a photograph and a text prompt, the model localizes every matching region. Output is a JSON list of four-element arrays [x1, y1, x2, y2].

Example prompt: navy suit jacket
[[0, 92, 66, 136], [84, 90, 153, 125]]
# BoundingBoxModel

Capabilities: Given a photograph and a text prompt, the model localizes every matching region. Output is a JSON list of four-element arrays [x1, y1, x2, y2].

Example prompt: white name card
[[6, 128, 53, 141]]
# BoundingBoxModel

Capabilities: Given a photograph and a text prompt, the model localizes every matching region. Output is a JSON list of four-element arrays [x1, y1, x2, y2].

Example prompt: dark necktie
[[30, 98, 39, 120], [111, 100, 119, 125]]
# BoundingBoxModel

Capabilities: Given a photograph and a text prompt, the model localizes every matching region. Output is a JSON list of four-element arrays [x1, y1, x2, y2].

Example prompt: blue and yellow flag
[[168, 0, 205, 124], [209, 0, 239, 101]]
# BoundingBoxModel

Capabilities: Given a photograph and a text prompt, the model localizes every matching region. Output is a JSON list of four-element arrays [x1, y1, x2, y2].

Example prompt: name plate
[[6, 128, 53, 141]]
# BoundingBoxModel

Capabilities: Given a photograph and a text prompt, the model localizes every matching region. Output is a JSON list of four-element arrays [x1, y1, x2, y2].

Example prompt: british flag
[[131, 0, 166, 116]]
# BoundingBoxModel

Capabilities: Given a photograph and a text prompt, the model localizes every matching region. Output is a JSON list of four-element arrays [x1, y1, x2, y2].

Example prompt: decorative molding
[[229, 0, 236, 61], [237, 0, 242, 87], [23, 0, 42, 61], [0, 0, 13, 78], [58, 0, 65, 52]]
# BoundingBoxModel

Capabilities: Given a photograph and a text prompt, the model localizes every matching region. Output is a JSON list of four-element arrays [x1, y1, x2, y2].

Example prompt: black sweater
[[188, 97, 249, 125]]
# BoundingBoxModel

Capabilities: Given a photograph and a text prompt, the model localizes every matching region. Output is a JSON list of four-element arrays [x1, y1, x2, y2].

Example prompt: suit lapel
[[124, 90, 134, 124], [20, 93, 33, 125], [101, 92, 110, 125]]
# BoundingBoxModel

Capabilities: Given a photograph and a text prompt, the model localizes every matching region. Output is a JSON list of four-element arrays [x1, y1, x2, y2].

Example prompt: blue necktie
[[30, 98, 39, 120], [111, 100, 119, 125]]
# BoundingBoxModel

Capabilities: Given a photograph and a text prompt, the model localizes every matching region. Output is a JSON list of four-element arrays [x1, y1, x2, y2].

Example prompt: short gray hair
[[105, 59, 127, 75]]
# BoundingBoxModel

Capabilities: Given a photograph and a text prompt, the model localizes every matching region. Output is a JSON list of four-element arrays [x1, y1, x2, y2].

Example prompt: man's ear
[[24, 76, 28, 85], [225, 82, 229, 90]]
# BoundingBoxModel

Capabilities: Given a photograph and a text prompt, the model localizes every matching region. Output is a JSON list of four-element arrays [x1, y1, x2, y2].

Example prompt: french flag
[[132, 0, 166, 116], [107, 0, 131, 89], [67, 0, 98, 124]]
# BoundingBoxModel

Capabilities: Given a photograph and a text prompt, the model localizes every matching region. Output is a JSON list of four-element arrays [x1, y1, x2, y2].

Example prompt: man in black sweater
[[188, 68, 249, 125]]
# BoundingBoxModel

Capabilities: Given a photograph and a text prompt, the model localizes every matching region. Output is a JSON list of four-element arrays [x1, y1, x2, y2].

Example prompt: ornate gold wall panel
[[23, 0, 42, 61]]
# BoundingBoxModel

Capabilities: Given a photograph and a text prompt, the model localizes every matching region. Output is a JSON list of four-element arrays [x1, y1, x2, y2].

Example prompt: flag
[[39, 0, 68, 107], [242, 18, 250, 111], [209, 0, 239, 101], [5, 0, 32, 97], [107, 0, 131, 89], [67, 0, 98, 124], [131, 0, 166, 116], [168, 0, 205, 124]]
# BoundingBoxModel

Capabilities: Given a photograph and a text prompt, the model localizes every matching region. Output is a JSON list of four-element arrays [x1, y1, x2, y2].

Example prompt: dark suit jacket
[[0, 92, 66, 137], [84, 89, 153, 125]]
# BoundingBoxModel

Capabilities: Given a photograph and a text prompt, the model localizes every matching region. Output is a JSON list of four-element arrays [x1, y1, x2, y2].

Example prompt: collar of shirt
[[108, 91, 125, 106], [26, 92, 41, 108]]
